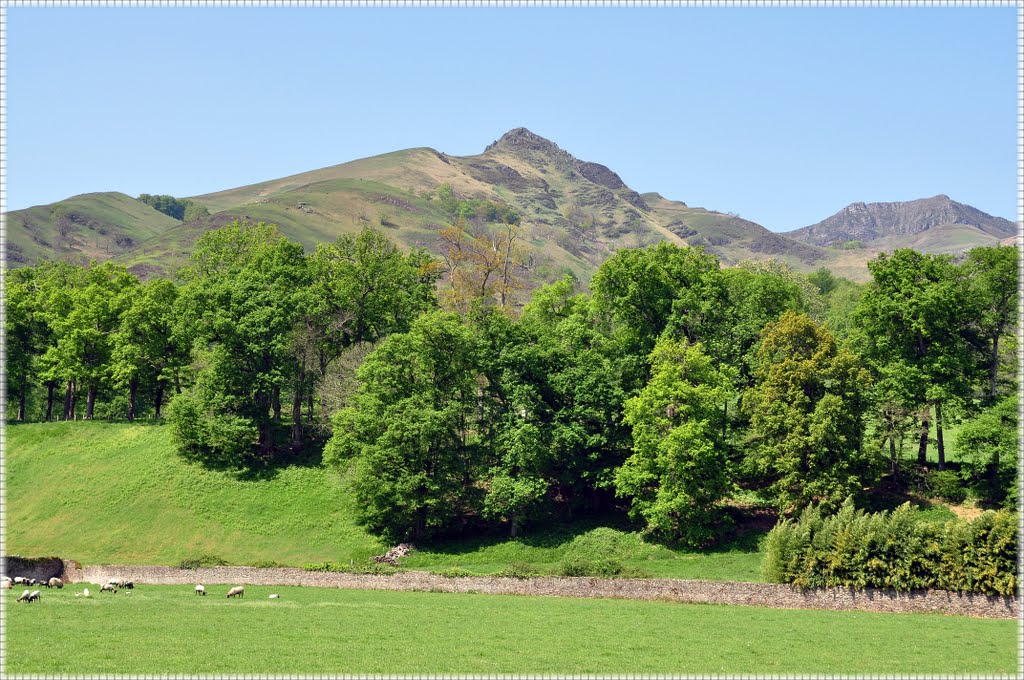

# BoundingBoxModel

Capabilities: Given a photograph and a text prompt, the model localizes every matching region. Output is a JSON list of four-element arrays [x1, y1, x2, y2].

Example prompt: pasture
[[5, 584, 1017, 676]]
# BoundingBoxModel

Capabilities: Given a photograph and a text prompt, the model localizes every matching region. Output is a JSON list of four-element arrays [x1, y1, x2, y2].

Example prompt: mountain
[[4, 131, 1012, 286], [784, 195, 1016, 254]]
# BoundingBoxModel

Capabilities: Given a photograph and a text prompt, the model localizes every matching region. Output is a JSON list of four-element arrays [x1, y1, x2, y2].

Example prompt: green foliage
[[137, 194, 206, 222], [493, 562, 543, 579], [956, 395, 1019, 507], [177, 554, 229, 569], [435, 567, 475, 578], [744, 312, 873, 513], [324, 311, 482, 541], [763, 499, 1017, 595], [303, 561, 398, 575], [926, 470, 967, 503], [807, 267, 839, 296], [616, 339, 734, 546]]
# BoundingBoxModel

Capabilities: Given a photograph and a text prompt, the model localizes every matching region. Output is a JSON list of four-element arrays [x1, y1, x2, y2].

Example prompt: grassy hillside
[[5, 192, 180, 266], [6, 422, 385, 566], [6, 422, 764, 579], [8, 585, 1015, 675]]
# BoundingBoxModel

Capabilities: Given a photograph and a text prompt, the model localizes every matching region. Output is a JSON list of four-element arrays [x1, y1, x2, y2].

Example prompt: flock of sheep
[[5, 576, 277, 601]]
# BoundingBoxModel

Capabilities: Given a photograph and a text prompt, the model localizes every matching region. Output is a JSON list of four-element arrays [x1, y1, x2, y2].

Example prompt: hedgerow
[[762, 498, 1016, 595]]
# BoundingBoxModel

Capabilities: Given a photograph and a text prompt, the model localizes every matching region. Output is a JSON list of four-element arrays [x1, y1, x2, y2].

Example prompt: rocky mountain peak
[[485, 127, 566, 156]]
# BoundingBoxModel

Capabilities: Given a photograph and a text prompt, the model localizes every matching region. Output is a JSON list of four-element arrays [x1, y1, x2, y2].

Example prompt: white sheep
[[100, 583, 117, 593], [27, 590, 40, 603], [226, 586, 244, 598], [13, 577, 26, 585], [48, 577, 63, 589], [195, 584, 206, 596], [16, 589, 31, 602], [268, 594, 280, 599]]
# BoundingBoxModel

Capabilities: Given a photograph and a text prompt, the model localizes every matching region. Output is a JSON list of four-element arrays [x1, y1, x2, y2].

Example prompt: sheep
[[2, 580, 11, 590], [226, 586, 244, 599], [13, 577, 26, 585], [122, 581, 134, 590], [16, 589, 31, 602], [27, 590, 40, 603], [268, 594, 280, 599], [48, 577, 63, 589], [100, 583, 117, 593], [195, 584, 206, 596]]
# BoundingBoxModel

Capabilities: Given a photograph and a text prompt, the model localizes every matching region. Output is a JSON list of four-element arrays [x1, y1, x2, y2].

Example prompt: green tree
[[110, 278, 189, 420], [324, 311, 482, 541], [962, 245, 1018, 402], [956, 395, 1018, 507], [852, 250, 972, 469], [616, 338, 733, 546], [173, 222, 308, 460], [744, 311, 872, 513]]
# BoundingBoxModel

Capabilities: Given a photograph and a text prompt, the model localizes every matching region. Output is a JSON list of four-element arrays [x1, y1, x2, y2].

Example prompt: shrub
[[177, 554, 229, 569], [302, 561, 398, 575], [436, 567, 475, 578], [762, 498, 1016, 595], [927, 470, 967, 503], [247, 560, 288, 569], [558, 556, 625, 577], [493, 562, 542, 579]]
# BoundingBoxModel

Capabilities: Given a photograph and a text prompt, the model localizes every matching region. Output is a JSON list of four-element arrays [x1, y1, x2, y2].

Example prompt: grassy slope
[[7, 585, 1016, 675], [6, 192, 180, 266], [6, 422, 764, 579]]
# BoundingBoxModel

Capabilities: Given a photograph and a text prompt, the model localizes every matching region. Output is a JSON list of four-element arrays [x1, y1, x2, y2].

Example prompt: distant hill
[[4, 132, 1014, 285], [5, 192, 180, 267], [784, 194, 1016, 254]]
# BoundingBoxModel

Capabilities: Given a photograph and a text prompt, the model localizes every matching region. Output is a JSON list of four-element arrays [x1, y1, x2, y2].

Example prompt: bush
[[177, 554, 229, 569], [762, 498, 1016, 595], [493, 562, 542, 579], [302, 561, 398, 575], [247, 560, 288, 569], [436, 567, 475, 578], [558, 556, 625, 577], [927, 470, 967, 503]]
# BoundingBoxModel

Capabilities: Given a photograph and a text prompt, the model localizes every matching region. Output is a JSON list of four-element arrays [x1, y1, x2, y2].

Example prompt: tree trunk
[[935, 402, 946, 471], [509, 511, 517, 538], [916, 409, 930, 465], [127, 379, 138, 421], [45, 382, 55, 422], [85, 385, 97, 420], [889, 436, 899, 474], [17, 380, 26, 421], [291, 381, 303, 449], [414, 507, 426, 543], [154, 384, 164, 419], [70, 383, 78, 421], [272, 386, 282, 421], [63, 380, 74, 421], [174, 374, 182, 395]]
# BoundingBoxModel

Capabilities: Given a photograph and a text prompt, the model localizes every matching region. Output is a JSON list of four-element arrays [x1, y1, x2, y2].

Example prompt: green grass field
[[6, 422, 764, 580], [5, 584, 1017, 675]]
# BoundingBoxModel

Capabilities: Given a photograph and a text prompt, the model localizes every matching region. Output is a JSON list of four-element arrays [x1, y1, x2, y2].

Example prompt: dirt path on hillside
[[62, 564, 1017, 619]]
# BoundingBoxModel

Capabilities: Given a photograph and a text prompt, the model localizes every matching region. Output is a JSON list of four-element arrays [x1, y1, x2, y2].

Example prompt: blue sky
[[6, 5, 1017, 232]]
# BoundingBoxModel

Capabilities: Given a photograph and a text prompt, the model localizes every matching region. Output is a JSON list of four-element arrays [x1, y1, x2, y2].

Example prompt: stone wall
[[2, 555, 66, 582], [63, 564, 1018, 619]]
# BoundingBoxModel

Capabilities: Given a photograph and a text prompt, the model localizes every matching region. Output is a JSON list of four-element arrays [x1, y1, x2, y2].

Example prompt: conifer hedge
[[763, 499, 1017, 595]]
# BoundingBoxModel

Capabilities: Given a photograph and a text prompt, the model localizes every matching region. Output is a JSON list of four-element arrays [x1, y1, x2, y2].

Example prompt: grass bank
[[6, 422, 764, 580], [6, 584, 1017, 675]]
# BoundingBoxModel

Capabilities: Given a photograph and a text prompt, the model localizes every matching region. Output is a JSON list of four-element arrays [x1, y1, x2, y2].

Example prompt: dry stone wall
[[62, 563, 1018, 619]]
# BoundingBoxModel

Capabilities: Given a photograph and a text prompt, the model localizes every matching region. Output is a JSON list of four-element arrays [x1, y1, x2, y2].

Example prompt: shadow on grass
[[181, 424, 328, 482]]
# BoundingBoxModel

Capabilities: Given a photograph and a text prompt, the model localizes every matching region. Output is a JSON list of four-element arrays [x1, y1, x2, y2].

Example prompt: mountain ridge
[[4, 128, 1014, 285]]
